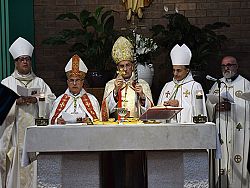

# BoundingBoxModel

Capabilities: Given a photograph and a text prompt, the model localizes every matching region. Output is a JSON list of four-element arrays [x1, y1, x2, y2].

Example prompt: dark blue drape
[[0, 83, 19, 125]]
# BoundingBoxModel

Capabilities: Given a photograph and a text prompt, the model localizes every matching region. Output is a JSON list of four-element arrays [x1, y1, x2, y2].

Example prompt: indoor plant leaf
[[56, 13, 79, 22], [79, 10, 91, 26]]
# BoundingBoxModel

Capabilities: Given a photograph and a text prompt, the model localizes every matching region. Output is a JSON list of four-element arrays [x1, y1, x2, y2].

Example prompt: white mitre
[[9, 37, 34, 59], [170, 44, 192, 65]]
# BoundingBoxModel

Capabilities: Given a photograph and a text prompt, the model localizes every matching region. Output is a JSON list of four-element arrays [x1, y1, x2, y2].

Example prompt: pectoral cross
[[183, 90, 190, 97]]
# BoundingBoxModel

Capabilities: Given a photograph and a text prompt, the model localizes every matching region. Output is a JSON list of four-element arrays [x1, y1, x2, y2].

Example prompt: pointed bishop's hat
[[170, 44, 192, 66], [65, 54, 88, 79], [9, 37, 34, 59]]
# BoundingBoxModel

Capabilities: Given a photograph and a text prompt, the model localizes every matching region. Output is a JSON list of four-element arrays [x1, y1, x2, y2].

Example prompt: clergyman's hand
[[163, 100, 179, 107], [215, 101, 231, 112], [114, 75, 124, 94], [25, 96, 37, 104], [16, 96, 37, 105], [135, 83, 144, 98], [57, 116, 66, 124], [16, 97, 24, 105]]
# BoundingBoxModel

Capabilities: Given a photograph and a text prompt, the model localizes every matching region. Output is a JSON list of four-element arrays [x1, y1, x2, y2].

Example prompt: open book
[[139, 106, 183, 121], [62, 111, 86, 123], [237, 91, 250, 101], [17, 85, 40, 97], [207, 91, 234, 104]]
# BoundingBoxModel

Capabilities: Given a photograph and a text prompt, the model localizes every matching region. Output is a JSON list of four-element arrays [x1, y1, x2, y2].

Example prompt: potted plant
[[151, 13, 229, 71], [130, 34, 158, 86], [43, 6, 119, 87], [134, 34, 158, 65], [150, 12, 229, 90]]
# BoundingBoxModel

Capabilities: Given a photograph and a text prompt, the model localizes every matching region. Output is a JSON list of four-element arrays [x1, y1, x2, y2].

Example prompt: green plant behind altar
[[42, 6, 120, 86], [150, 13, 230, 71]]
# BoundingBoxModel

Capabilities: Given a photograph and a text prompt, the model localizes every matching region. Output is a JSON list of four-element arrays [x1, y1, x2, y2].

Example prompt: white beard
[[222, 70, 236, 79]]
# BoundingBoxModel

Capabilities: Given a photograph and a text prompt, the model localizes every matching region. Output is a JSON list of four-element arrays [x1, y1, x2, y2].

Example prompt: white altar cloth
[[22, 123, 216, 166]]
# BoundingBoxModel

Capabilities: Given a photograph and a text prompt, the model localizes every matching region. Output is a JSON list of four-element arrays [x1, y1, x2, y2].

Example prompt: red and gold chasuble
[[101, 82, 138, 121], [51, 93, 98, 124], [120, 84, 137, 117]]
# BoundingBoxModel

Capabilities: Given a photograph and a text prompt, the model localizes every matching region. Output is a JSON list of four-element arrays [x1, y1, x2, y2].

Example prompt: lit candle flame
[[40, 93, 45, 98]]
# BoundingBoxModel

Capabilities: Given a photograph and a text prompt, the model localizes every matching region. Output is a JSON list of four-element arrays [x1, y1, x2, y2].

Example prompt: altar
[[22, 123, 216, 188]]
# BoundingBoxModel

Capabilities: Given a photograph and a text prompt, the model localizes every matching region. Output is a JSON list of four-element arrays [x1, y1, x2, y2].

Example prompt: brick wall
[[34, 0, 250, 99]]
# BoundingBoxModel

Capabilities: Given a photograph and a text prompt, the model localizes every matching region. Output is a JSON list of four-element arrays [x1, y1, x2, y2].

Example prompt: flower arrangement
[[135, 34, 158, 65]]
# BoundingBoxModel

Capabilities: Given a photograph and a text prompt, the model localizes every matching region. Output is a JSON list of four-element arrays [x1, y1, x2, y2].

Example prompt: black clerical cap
[[0, 83, 19, 125]]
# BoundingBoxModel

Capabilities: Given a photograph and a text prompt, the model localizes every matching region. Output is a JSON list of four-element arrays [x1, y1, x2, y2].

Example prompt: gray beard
[[223, 70, 236, 79]]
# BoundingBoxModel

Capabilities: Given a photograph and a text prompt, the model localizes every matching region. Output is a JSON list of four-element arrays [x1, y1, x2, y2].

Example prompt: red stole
[[81, 94, 98, 119], [117, 89, 122, 120], [51, 93, 98, 124], [51, 94, 70, 124]]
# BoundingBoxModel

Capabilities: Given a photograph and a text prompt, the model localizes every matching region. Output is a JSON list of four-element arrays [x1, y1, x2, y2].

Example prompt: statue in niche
[[123, 0, 153, 20]]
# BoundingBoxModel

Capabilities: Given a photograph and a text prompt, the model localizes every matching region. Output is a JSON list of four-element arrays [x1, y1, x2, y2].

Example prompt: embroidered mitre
[[65, 54, 88, 79], [112, 36, 134, 64]]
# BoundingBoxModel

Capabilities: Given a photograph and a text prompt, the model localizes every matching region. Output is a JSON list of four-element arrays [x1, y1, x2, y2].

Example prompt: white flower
[[135, 34, 158, 56]]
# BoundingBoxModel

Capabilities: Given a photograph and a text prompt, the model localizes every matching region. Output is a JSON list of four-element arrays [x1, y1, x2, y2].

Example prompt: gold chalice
[[115, 107, 128, 124]]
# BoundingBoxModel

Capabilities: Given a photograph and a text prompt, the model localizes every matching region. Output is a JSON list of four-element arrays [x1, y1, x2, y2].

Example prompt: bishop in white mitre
[[1, 37, 55, 188], [157, 44, 207, 123]]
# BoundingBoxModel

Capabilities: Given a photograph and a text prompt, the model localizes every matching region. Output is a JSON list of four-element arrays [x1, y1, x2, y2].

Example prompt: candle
[[196, 90, 203, 116], [38, 93, 46, 118]]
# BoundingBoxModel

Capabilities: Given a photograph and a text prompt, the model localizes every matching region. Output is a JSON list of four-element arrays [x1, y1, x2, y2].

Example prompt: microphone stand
[[217, 79, 222, 188]]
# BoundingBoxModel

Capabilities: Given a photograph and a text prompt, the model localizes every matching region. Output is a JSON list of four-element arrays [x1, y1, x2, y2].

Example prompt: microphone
[[206, 75, 224, 88], [206, 75, 218, 82]]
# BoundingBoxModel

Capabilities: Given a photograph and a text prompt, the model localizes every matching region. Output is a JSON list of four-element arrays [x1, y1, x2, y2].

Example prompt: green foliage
[[43, 6, 119, 71], [150, 13, 230, 70]]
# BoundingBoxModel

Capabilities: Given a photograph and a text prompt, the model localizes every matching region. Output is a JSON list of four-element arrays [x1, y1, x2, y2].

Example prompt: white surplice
[[157, 72, 207, 123], [49, 88, 100, 124], [0, 70, 54, 188], [206, 75, 250, 188]]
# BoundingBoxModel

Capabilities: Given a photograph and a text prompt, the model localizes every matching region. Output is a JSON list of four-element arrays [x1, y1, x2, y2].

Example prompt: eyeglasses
[[68, 79, 83, 84], [16, 56, 31, 62], [221, 64, 237, 68]]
